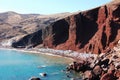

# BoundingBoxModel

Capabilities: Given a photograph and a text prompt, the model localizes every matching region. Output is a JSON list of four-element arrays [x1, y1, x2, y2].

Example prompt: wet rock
[[116, 65, 120, 69], [117, 77, 120, 80], [39, 73, 47, 77], [115, 63, 120, 69], [66, 75, 71, 78], [100, 73, 117, 80], [115, 70, 120, 78], [108, 64, 115, 73], [100, 64, 117, 80], [94, 58, 110, 68], [83, 70, 93, 80], [93, 65, 102, 76], [29, 77, 41, 80], [70, 78, 75, 80], [67, 62, 74, 71], [67, 61, 91, 72], [66, 39, 120, 79], [102, 67, 108, 72], [101, 59, 109, 66], [113, 55, 119, 59]]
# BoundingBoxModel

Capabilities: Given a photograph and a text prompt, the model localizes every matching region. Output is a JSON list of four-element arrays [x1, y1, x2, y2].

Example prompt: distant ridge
[[0, 11, 72, 42]]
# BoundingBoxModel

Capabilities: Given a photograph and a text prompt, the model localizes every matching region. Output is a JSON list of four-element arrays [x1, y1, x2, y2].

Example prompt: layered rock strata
[[12, 0, 120, 54]]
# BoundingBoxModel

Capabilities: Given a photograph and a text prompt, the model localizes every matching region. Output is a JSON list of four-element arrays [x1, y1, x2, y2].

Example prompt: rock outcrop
[[67, 40, 120, 80], [42, 0, 120, 54], [3, 0, 120, 54]]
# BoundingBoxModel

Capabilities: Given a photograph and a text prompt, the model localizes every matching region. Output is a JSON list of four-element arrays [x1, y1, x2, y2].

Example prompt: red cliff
[[42, 0, 120, 54], [12, 0, 120, 54]]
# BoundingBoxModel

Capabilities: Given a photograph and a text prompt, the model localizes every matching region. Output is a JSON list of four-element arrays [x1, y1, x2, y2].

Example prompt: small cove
[[0, 49, 81, 80]]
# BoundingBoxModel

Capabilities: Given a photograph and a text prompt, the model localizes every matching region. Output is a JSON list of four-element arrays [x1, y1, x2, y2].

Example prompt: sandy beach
[[0, 46, 97, 62]]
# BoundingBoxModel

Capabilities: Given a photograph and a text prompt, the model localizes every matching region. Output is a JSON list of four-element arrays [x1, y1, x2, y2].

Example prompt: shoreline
[[0, 47, 75, 61], [0, 46, 98, 62], [0, 39, 98, 61], [1, 46, 120, 80], [0, 47, 69, 58], [0, 46, 100, 80]]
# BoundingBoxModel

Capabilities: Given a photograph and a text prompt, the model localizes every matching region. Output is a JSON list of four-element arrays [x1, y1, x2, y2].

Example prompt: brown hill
[[0, 11, 72, 42], [3, 0, 120, 54]]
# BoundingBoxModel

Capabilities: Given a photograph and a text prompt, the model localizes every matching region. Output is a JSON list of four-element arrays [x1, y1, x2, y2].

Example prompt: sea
[[0, 49, 81, 80]]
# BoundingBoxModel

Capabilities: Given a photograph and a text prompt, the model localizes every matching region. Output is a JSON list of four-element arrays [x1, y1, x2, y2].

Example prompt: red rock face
[[12, 1, 120, 54], [43, 1, 120, 54]]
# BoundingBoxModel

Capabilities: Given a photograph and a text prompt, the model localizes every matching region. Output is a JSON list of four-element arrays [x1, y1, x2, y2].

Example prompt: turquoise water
[[0, 49, 79, 80]]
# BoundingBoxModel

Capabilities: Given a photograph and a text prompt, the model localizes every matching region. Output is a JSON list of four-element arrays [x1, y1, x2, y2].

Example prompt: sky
[[0, 0, 111, 14]]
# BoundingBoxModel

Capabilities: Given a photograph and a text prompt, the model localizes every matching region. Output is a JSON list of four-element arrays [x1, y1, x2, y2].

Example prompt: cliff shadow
[[75, 8, 99, 48], [109, 20, 120, 43], [12, 30, 43, 48], [52, 19, 69, 46]]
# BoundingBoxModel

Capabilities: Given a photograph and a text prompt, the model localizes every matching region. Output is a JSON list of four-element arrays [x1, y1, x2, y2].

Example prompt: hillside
[[0, 11, 72, 42], [1, 0, 120, 54]]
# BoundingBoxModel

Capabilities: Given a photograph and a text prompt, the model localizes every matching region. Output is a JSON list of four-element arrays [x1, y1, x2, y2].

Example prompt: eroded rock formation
[[43, 0, 120, 54], [12, 0, 120, 54], [67, 40, 120, 80]]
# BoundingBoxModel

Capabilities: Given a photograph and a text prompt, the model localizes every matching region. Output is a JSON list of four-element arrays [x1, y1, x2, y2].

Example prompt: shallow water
[[0, 49, 81, 80]]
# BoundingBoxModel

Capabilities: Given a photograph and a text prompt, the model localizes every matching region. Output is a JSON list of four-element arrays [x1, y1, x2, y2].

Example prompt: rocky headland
[[67, 40, 120, 80]]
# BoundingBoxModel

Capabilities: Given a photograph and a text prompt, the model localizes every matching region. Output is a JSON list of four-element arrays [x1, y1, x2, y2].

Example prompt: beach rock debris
[[67, 41, 120, 80]]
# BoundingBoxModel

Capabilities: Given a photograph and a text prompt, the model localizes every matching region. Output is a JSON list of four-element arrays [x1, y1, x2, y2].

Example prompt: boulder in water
[[39, 72, 47, 77], [29, 77, 41, 80]]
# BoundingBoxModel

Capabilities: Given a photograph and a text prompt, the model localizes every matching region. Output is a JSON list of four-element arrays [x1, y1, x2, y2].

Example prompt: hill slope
[[1, 0, 120, 54], [0, 11, 72, 41]]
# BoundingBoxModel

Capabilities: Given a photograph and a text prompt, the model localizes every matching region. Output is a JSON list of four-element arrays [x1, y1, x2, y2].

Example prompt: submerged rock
[[29, 77, 41, 80], [39, 72, 47, 77]]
